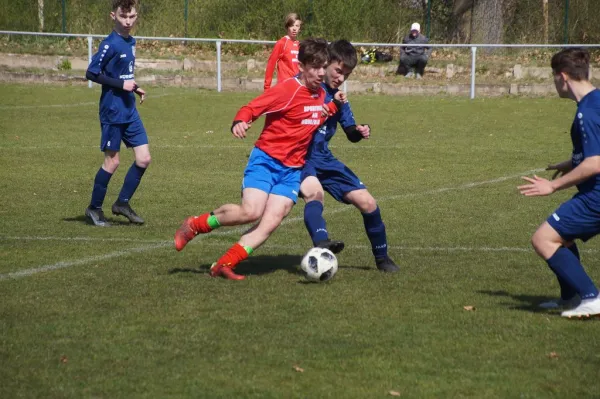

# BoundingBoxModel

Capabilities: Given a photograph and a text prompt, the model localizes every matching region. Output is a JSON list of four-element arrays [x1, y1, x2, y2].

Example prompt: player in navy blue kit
[[84, 0, 149, 227], [518, 48, 600, 319], [301, 40, 399, 272]]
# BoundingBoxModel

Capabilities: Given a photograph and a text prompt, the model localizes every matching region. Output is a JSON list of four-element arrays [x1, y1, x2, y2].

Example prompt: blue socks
[[362, 206, 388, 259], [90, 167, 113, 209], [304, 201, 328, 245], [118, 162, 147, 203], [304, 201, 389, 261], [546, 246, 599, 300]]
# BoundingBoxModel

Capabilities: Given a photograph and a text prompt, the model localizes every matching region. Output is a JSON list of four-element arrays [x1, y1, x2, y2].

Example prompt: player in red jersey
[[174, 38, 345, 280], [264, 13, 302, 91]]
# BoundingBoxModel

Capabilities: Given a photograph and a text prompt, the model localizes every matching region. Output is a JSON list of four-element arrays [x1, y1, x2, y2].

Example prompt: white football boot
[[561, 296, 600, 319]]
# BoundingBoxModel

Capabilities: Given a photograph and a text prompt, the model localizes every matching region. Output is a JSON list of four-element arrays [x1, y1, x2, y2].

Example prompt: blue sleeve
[[87, 40, 116, 75], [582, 115, 600, 158], [338, 101, 357, 130]]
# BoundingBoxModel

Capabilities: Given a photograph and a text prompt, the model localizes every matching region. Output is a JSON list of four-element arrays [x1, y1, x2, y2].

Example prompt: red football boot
[[174, 217, 198, 251], [210, 263, 246, 280]]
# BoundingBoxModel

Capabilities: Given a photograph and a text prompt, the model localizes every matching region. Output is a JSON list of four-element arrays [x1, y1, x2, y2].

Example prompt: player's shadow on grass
[[169, 254, 305, 277], [62, 215, 132, 226], [477, 289, 556, 313]]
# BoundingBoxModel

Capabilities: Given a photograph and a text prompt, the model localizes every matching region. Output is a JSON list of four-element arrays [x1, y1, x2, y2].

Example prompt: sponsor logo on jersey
[[120, 54, 127, 58]]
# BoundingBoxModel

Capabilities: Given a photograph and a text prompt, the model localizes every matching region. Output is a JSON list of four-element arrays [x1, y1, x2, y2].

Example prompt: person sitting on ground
[[396, 22, 431, 79]]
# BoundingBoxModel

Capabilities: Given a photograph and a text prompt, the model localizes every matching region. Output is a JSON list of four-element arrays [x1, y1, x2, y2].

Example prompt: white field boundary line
[[0, 143, 549, 151], [6, 237, 600, 255], [0, 168, 543, 281], [4, 236, 588, 254], [0, 92, 179, 110]]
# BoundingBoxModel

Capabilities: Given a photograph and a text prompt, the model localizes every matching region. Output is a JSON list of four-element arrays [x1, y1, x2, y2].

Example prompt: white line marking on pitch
[[6, 236, 598, 255], [0, 143, 533, 151], [0, 92, 175, 110], [0, 168, 543, 280]]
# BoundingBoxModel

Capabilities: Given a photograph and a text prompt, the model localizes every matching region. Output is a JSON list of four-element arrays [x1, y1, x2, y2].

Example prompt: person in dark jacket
[[396, 22, 431, 79]]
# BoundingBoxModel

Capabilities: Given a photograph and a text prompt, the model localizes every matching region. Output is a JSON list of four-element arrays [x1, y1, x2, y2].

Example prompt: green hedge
[[0, 0, 598, 44]]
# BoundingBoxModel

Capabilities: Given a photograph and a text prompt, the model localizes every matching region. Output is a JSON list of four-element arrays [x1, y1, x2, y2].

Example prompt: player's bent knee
[[136, 155, 151, 168], [531, 232, 557, 260], [363, 197, 377, 213], [241, 207, 263, 223], [352, 194, 377, 213], [103, 158, 120, 173], [304, 190, 324, 203]]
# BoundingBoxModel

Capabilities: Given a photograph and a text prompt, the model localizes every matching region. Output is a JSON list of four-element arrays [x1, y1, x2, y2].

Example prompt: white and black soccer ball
[[300, 247, 338, 282]]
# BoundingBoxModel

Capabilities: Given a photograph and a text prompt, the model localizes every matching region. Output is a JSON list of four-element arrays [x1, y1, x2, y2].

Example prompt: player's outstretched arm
[[519, 155, 600, 196]]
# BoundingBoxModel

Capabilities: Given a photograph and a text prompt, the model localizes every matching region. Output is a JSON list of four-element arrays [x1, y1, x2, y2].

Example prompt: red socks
[[190, 213, 212, 234], [216, 243, 249, 269]]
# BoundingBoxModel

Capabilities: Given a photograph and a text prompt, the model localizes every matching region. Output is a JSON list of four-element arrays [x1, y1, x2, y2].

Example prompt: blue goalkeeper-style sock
[[552, 243, 580, 300], [546, 247, 599, 300], [362, 206, 388, 259], [118, 162, 147, 203], [304, 201, 329, 245], [90, 167, 113, 209]]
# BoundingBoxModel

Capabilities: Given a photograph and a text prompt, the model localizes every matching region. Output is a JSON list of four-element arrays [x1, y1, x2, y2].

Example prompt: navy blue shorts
[[100, 119, 148, 152], [243, 147, 301, 203], [301, 158, 366, 203], [547, 193, 600, 242]]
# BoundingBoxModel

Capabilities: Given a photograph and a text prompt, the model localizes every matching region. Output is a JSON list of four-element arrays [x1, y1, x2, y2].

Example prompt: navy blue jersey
[[571, 89, 600, 197], [88, 31, 139, 124], [305, 83, 357, 163]]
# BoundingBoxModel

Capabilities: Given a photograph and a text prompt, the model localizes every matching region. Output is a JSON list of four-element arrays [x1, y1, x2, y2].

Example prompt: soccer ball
[[300, 247, 338, 282]]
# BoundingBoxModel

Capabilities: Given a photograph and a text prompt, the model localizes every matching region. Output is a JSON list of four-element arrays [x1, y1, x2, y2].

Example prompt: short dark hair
[[328, 40, 358, 71], [112, 0, 137, 12], [298, 38, 329, 68], [551, 48, 590, 81]]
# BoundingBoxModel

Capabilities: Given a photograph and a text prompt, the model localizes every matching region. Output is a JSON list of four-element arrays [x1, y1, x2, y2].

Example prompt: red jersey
[[263, 36, 299, 90], [234, 78, 338, 168]]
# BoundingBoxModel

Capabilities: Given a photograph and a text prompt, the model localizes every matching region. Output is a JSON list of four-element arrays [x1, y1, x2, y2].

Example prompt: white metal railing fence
[[1, 30, 599, 98]]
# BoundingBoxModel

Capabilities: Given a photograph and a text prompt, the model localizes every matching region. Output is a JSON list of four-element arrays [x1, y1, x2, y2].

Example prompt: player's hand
[[123, 80, 137, 92], [518, 175, 555, 197], [232, 121, 251, 139], [546, 162, 570, 180], [357, 124, 370, 139], [322, 103, 332, 118], [334, 91, 347, 103], [134, 87, 146, 104]]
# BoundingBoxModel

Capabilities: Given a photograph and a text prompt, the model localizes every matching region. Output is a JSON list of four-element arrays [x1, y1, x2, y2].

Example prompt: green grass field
[[1, 83, 599, 398]]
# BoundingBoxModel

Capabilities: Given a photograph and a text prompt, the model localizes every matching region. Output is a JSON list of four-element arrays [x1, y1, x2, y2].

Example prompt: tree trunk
[[38, 0, 44, 32], [451, 0, 474, 43], [471, 0, 504, 45]]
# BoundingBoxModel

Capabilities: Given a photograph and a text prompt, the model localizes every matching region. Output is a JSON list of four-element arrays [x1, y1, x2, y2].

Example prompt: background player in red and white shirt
[[263, 13, 302, 91], [174, 38, 345, 280]]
